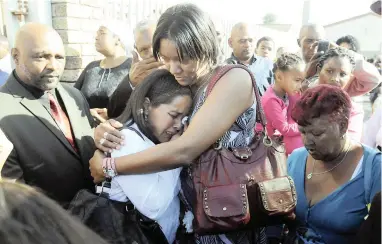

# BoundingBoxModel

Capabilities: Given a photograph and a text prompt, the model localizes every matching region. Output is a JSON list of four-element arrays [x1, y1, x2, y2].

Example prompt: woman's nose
[[303, 134, 315, 146], [330, 74, 341, 84]]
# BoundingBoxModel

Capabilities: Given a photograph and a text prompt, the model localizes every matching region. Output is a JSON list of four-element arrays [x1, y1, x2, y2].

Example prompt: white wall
[[325, 14, 382, 58], [1, 0, 52, 49]]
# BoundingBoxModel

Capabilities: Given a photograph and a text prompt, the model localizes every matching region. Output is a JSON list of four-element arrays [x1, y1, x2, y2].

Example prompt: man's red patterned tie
[[48, 93, 77, 152]]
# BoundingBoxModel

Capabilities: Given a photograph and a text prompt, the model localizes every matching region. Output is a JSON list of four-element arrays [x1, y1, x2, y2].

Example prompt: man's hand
[[94, 119, 124, 152], [305, 51, 325, 79], [129, 50, 164, 87]]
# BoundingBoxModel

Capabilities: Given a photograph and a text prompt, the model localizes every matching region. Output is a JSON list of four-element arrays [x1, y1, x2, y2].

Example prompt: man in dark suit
[[0, 23, 95, 208]]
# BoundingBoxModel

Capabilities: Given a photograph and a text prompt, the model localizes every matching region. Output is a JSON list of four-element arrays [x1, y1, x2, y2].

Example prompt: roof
[[324, 12, 378, 28]]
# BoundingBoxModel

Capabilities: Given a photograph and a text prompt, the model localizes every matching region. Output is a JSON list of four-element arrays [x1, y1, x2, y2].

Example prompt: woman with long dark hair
[[91, 4, 266, 243]]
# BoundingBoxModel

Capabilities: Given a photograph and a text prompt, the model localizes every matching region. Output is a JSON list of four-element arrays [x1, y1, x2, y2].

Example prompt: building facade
[[324, 13, 382, 58]]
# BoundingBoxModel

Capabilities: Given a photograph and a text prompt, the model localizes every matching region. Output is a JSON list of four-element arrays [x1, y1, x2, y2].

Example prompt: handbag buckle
[[263, 135, 273, 147], [213, 141, 222, 150], [233, 147, 252, 160], [125, 202, 135, 212]]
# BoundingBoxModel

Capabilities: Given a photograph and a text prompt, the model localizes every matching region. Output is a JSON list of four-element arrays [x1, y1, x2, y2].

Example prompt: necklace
[[307, 141, 352, 180]]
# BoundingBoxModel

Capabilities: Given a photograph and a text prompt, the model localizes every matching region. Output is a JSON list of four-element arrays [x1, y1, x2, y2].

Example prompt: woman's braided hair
[[273, 52, 303, 73], [317, 46, 356, 70]]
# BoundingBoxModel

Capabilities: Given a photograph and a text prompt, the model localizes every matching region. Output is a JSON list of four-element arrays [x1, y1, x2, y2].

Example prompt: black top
[[107, 74, 133, 119], [74, 58, 132, 109]]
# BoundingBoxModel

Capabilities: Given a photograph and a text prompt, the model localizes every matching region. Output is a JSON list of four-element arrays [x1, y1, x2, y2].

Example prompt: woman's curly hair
[[291, 84, 352, 127]]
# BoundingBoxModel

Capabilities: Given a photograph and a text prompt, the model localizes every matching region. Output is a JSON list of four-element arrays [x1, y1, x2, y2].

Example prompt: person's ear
[[228, 37, 233, 48], [11, 48, 19, 65], [339, 120, 348, 135], [275, 70, 284, 83]]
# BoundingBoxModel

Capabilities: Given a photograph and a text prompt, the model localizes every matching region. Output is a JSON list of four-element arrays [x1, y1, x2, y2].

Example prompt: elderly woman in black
[[75, 22, 132, 123]]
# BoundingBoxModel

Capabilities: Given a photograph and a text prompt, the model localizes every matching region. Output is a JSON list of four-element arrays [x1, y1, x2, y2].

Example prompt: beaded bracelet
[[102, 157, 117, 178]]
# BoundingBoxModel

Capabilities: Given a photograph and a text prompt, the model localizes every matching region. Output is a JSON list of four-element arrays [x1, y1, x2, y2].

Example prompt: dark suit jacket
[[0, 73, 96, 208]]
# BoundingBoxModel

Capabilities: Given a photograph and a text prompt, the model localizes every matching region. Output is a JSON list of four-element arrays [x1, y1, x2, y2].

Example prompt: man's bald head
[[229, 22, 256, 64], [133, 20, 156, 59], [298, 23, 326, 63], [299, 24, 325, 40], [0, 35, 9, 59], [12, 23, 65, 91]]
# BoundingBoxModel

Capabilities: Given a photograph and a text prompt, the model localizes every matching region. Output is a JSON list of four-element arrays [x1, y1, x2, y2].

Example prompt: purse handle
[[206, 64, 267, 128]]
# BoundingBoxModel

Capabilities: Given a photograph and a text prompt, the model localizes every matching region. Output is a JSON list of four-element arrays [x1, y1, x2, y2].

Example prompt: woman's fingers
[[94, 119, 124, 151], [108, 119, 123, 129]]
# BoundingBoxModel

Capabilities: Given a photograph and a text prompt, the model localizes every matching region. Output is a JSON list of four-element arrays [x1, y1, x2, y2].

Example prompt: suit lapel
[[5, 75, 80, 158], [56, 84, 85, 157]]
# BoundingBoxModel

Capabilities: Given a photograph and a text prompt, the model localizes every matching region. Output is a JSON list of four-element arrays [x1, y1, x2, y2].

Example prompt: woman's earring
[[144, 109, 149, 122], [138, 108, 143, 115]]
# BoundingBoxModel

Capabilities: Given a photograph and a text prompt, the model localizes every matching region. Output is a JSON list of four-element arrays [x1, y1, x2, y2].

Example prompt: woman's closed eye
[[312, 131, 323, 137], [168, 113, 178, 119]]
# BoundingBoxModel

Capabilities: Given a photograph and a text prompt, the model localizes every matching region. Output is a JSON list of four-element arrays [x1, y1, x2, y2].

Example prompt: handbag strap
[[206, 64, 267, 128]]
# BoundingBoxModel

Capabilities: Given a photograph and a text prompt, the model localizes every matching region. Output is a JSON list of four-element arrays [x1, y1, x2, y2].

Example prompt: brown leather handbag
[[190, 64, 297, 235]]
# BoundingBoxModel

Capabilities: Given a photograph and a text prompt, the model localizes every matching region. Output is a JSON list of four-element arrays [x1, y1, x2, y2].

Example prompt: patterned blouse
[[190, 85, 257, 149], [183, 69, 267, 244]]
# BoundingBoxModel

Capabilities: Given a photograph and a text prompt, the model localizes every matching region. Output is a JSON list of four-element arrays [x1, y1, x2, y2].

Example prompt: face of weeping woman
[[298, 113, 348, 162]]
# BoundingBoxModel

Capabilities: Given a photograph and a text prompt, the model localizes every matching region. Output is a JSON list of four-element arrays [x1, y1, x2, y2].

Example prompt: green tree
[[263, 13, 277, 24]]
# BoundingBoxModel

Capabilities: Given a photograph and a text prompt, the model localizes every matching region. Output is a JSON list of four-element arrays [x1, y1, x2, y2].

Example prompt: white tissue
[[182, 210, 194, 233]]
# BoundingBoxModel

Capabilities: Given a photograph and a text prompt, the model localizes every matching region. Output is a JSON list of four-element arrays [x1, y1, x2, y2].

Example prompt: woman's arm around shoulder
[[114, 67, 254, 174]]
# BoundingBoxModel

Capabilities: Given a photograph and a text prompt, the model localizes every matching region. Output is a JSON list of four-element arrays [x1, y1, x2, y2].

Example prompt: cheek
[[339, 76, 351, 87], [148, 111, 173, 137], [319, 72, 329, 84], [26, 61, 45, 75], [182, 63, 197, 76], [101, 37, 114, 48]]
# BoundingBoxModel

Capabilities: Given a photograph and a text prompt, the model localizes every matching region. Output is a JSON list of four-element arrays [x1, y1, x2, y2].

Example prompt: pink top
[[348, 101, 364, 142], [261, 87, 303, 155]]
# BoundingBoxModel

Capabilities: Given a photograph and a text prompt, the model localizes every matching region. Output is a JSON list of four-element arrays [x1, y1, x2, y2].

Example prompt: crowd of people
[[0, 1, 381, 244]]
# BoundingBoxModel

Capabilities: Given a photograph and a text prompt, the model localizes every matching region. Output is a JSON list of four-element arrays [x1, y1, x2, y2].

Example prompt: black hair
[[0, 180, 108, 244], [273, 52, 303, 73], [256, 36, 274, 48], [317, 47, 356, 70], [336, 35, 360, 52], [117, 69, 192, 144], [152, 4, 219, 68]]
